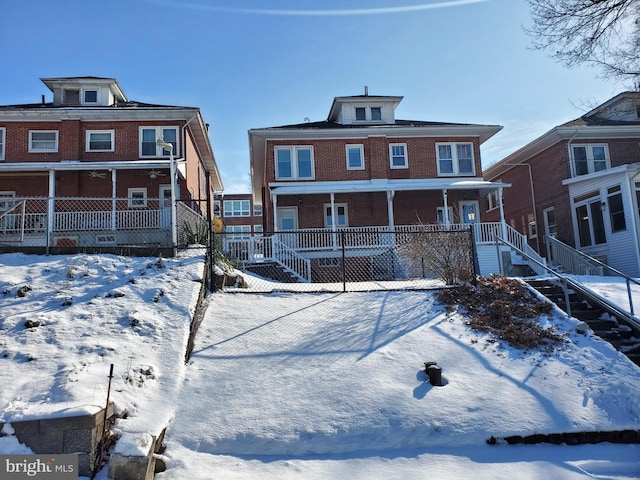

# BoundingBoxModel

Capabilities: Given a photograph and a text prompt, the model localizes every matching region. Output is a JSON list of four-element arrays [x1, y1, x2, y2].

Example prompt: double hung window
[[29, 131, 58, 152], [324, 204, 348, 228], [389, 143, 407, 168], [86, 130, 114, 152], [436, 143, 475, 175], [140, 127, 178, 157], [571, 144, 608, 176], [0, 128, 4, 160], [275, 146, 314, 180], [346, 145, 364, 170]]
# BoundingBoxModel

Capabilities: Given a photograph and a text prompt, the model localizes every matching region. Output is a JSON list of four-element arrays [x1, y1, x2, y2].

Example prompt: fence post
[[341, 231, 346, 293], [469, 224, 479, 286]]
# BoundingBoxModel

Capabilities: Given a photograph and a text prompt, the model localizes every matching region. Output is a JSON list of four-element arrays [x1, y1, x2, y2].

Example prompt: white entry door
[[159, 185, 175, 228], [277, 207, 298, 248]]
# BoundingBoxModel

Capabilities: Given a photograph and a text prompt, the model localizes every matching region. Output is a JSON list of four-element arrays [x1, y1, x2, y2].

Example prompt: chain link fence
[[213, 227, 478, 292]]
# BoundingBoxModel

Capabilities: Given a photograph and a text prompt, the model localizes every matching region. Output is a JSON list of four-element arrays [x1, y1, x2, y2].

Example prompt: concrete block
[[63, 427, 94, 453], [109, 453, 155, 480]]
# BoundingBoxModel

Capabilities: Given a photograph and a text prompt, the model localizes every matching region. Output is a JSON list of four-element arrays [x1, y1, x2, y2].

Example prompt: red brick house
[[484, 91, 640, 276], [247, 91, 528, 280], [0, 76, 223, 254]]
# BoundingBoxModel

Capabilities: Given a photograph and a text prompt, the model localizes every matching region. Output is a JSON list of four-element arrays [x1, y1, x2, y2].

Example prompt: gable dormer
[[327, 90, 403, 125], [40, 76, 128, 107]]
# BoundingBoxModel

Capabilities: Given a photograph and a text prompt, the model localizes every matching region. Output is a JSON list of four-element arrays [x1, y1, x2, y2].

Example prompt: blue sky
[[1, 0, 628, 193]]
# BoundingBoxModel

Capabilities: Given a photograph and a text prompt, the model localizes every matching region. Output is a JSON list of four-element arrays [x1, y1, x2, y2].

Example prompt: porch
[[221, 222, 545, 283], [0, 197, 207, 253]]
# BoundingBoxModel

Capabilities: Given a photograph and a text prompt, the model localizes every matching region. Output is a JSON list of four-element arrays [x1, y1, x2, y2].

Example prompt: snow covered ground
[[1, 251, 640, 479]]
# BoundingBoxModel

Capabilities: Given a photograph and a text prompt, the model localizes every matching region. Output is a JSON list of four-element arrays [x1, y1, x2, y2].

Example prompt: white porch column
[[111, 169, 117, 231], [271, 193, 278, 232], [442, 189, 450, 225], [498, 187, 507, 240], [386, 190, 395, 229], [47, 170, 55, 239], [330, 192, 337, 250], [329, 193, 336, 231]]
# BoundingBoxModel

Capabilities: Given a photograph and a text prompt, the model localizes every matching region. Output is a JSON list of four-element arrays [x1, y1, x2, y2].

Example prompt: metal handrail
[[495, 236, 640, 330], [546, 235, 639, 316]]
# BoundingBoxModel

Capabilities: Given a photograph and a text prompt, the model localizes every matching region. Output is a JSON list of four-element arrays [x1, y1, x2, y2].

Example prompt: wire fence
[[213, 227, 477, 292]]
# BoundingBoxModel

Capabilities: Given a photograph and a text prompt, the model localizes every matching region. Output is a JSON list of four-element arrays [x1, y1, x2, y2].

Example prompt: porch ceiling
[[0, 160, 173, 172], [269, 178, 511, 196]]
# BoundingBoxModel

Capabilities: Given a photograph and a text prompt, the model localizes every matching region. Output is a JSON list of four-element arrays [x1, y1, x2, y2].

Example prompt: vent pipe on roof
[[41, 95, 45, 105], [364, 86, 369, 96]]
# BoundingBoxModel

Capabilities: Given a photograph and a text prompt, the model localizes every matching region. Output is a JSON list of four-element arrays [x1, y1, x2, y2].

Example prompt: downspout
[[505, 163, 539, 253]]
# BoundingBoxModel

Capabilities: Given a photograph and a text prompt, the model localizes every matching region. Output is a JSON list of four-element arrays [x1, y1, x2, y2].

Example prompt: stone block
[[109, 453, 155, 480]]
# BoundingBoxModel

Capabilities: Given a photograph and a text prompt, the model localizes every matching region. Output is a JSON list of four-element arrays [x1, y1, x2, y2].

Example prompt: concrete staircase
[[243, 261, 301, 283], [526, 278, 640, 366]]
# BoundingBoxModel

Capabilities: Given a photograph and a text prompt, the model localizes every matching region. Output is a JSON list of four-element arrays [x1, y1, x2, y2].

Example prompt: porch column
[[47, 170, 55, 243], [442, 189, 450, 225], [498, 187, 507, 240], [111, 169, 117, 231], [330, 192, 337, 250], [271, 193, 278, 232], [386, 190, 395, 229]]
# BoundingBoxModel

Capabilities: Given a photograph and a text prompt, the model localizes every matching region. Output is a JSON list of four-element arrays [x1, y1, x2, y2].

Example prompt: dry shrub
[[437, 274, 564, 351]]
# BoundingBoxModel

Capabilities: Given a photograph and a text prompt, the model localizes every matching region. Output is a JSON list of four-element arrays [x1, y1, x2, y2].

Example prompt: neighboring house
[[247, 90, 522, 280], [219, 193, 263, 235], [0, 76, 223, 254], [484, 91, 640, 276]]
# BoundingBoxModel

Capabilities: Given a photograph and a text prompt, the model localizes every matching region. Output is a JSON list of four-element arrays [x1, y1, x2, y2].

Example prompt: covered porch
[[0, 160, 204, 254]]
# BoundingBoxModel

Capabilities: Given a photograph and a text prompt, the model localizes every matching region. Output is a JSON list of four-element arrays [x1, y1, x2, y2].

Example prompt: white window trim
[[128, 188, 147, 208], [86, 130, 115, 152], [324, 203, 349, 228], [82, 89, 99, 105], [543, 207, 557, 238], [345, 144, 364, 170], [224, 200, 251, 217], [29, 130, 58, 153], [528, 221, 538, 239], [436, 142, 476, 176], [389, 143, 408, 169], [437, 206, 454, 225], [0, 127, 5, 160], [253, 204, 263, 216], [570, 143, 610, 177], [275, 146, 315, 180], [139, 127, 179, 158], [0, 191, 16, 211]]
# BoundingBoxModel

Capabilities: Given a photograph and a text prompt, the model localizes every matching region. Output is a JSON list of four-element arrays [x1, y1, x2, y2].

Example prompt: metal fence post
[[341, 230, 346, 293], [469, 224, 479, 286]]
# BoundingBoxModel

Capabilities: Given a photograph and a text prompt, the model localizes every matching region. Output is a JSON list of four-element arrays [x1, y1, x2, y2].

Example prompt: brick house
[[246, 91, 526, 280], [0, 76, 223, 254], [483, 91, 640, 276]]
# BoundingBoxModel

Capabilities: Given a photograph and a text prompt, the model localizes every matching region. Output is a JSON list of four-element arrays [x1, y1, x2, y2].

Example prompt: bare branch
[[525, 0, 640, 79]]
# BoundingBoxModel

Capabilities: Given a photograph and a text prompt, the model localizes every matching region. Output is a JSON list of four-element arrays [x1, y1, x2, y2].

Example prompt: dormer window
[[354, 106, 383, 122], [83, 90, 98, 104]]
